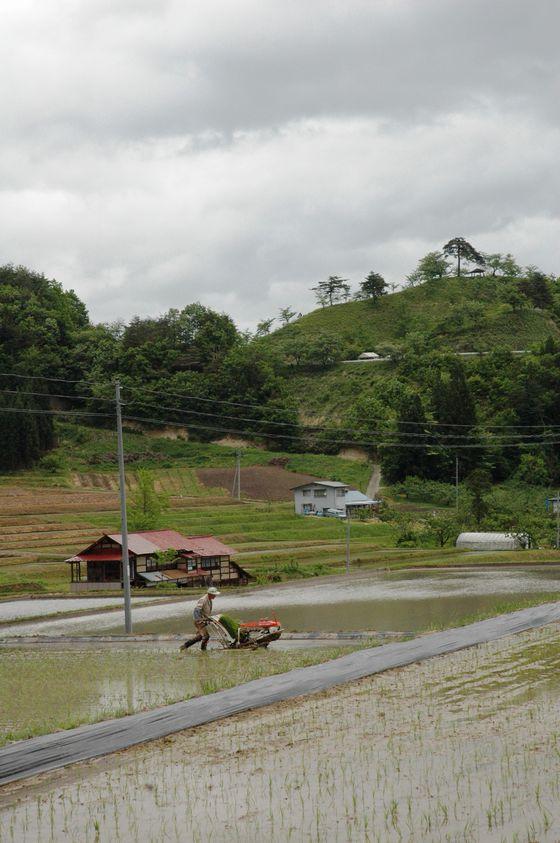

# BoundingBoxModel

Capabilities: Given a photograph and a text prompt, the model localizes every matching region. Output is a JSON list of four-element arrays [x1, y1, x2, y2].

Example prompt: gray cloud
[[1, 0, 559, 328]]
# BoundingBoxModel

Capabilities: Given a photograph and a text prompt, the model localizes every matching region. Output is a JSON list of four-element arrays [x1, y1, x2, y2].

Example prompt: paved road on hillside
[[1, 601, 560, 786]]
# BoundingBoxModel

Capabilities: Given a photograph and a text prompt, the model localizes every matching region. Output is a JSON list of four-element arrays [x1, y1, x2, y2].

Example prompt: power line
[[119, 412, 560, 450], [0, 406, 114, 419], [120, 395, 560, 442], [0, 371, 106, 387], [1, 391, 559, 445], [0, 400, 558, 448], [1, 368, 560, 432], [0, 388, 115, 403]]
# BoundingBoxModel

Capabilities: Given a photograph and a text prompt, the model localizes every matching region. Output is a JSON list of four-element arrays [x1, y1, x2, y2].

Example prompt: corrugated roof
[[291, 480, 349, 490], [68, 530, 237, 563], [65, 550, 122, 563], [345, 491, 377, 505], [179, 535, 237, 557], [108, 530, 194, 555]]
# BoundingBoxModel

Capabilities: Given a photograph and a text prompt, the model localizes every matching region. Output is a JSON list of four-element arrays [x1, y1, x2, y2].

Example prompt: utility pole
[[556, 492, 560, 550], [231, 450, 241, 500], [345, 513, 351, 575], [115, 381, 132, 633], [455, 455, 459, 513]]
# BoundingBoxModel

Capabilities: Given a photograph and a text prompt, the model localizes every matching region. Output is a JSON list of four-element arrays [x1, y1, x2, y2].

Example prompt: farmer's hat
[[207, 586, 221, 596]]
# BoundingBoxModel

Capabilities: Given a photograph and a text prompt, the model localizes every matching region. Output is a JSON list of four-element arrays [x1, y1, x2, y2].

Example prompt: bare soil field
[[196, 465, 318, 500], [0, 487, 118, 516], [2, 625, 560, 841]]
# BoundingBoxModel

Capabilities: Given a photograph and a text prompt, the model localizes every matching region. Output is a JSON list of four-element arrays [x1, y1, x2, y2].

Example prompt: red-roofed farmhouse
[[66, 530, 250, 592]]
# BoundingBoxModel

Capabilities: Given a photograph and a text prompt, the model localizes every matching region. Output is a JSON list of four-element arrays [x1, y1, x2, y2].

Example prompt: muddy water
[[3, 625, 560, 841], [0, 595, 164, 623], [2, 566, 560, 638], [78, 566, 560, 635]]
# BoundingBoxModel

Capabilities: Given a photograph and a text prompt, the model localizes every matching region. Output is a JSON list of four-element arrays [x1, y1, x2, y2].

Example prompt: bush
[[38, 453, 67, 474], [392, 476, 455, 507]]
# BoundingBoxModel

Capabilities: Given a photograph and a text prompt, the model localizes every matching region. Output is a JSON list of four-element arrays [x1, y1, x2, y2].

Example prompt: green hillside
[[268, 276, 560, 356]]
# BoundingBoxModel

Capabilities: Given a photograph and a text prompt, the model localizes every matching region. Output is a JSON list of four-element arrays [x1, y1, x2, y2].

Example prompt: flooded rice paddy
[[0, 596, 164, 624], [0, 644, 360, 746], [2, 623, 560, 841], [2, 566, 560, 638]]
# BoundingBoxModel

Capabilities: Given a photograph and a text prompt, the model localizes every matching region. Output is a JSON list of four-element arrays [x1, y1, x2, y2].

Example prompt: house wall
[[70, 581, 117, 593], [294, 484, 347, 515]]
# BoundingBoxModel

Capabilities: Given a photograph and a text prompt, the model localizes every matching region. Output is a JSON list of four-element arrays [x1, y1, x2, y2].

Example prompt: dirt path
[[1, 599, 560, 786], [366, 461, 381, 497]]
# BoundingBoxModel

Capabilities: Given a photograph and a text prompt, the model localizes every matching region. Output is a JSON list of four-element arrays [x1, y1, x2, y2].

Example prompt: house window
[[336, 489, 346, 497], [314, 489, 327, 498], [201, 557, 221, 570], [302, 489, 311, 497]]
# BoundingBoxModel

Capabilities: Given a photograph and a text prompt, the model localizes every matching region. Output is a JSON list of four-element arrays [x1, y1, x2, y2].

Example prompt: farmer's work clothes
[[193, 594, 212, 622], [194, 619, 210, 643]]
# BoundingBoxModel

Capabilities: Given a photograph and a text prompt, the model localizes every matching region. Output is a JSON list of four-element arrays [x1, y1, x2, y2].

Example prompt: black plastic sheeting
[[2, 601, 560, 786]]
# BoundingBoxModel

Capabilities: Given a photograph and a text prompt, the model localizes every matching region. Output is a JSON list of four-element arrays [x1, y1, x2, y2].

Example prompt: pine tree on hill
[[311, 276, 351, 307], [443, 237, 485, 277]]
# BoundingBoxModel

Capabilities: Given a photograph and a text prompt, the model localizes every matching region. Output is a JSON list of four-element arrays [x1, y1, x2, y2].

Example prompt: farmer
[[180, 586, 220, 651]]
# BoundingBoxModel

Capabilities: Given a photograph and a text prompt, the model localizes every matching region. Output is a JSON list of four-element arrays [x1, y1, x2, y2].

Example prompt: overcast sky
[[2, 0, 559, 328]]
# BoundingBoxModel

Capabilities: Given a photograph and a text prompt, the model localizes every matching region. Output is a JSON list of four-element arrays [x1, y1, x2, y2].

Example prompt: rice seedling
[[2, 625, 560, 839]]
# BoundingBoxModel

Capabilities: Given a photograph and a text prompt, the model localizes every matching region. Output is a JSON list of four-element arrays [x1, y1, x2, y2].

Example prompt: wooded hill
[[3, 262, 560, 485]]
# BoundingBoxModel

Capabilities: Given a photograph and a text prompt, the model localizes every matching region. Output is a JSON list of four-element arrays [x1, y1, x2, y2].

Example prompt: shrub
[[392, 476, 455, 507], [38, 453, 67, 474]]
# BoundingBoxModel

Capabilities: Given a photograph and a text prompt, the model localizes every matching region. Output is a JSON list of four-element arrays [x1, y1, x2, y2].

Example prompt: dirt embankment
[[196, 465, 318, 501]]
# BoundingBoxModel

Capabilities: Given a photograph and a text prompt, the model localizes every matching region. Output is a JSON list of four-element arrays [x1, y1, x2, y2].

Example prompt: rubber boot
[[200, 639, 208, 652], [180, 634, 202, 651]]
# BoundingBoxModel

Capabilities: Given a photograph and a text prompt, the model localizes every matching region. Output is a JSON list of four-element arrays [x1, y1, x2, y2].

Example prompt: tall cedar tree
[[442, 237, 485, 277], [381, 392, 432, 482], [431, 361, 478, 476], [0, 390, 55, 471]]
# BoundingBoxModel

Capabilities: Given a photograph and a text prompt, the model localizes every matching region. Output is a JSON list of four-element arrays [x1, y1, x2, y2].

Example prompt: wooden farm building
[[66, 529, 250, 592]]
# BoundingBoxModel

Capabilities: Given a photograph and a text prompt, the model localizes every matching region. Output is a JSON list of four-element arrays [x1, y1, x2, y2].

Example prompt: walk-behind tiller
[[205, 614, 282, 649]]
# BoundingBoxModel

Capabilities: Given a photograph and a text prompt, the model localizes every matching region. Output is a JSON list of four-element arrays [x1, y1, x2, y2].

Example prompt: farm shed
[[344, 490, 380, 516], [455, 532, 529, 551], [66, 530, 250, 592]]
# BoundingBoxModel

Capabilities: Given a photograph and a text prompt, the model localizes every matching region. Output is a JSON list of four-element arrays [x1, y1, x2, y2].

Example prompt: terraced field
[[0, 471, 397, 595]]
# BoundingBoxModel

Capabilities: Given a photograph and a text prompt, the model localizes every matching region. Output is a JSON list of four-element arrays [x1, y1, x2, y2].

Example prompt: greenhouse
[[456, 532, 529, 551]]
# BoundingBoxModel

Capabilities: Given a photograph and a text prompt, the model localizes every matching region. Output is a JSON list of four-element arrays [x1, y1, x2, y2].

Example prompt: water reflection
[[92, 566, 560, 634], [3, 567, 560, 637]]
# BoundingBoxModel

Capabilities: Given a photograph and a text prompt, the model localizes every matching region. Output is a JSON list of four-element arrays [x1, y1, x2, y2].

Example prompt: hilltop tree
[[356, 271, 387, 304], [311, 276, 351, 307], [443, 237, 485, 277], [417, 251, 450, 282], [255, 318, 275, 336], [278, 306, 298, 325], [483, 252, 523, 279], [519, 268, 553, 309]]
